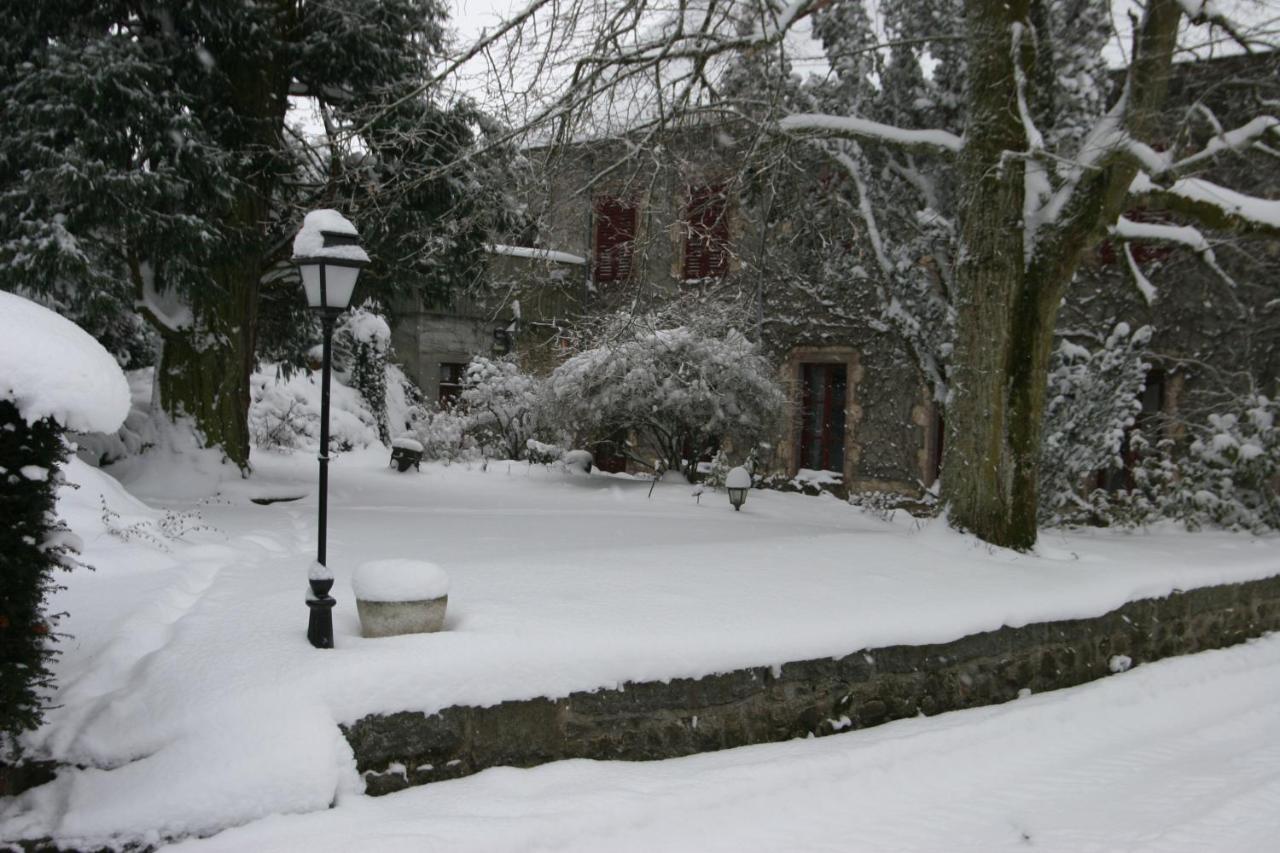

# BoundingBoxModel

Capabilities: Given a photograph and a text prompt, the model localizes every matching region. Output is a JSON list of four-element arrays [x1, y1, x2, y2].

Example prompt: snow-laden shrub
[[409, 405, 479, 463], [0, 401, 83, 751], [335, 304, 392, 444], [1117, 396, 1280, 533], [1038, 323, 1151, 526], [248, 365, 380, 453], [460, 356, 546, 460], [546, 323, 786, 478]]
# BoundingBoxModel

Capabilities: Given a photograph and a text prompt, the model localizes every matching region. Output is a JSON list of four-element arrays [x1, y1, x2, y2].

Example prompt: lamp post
[[726, 466, 751, 511], [292, 210, 369, 649]]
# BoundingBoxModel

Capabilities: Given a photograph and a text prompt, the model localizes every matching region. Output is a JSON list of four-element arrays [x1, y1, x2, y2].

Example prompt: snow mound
[[0, 291, 130, 433], [353, 560, 450, 602], [291, 209, 370, 264], [390, 436, 424, 453]]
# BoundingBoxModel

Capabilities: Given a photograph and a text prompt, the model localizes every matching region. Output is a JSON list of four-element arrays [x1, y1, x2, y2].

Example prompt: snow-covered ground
[[173, 633, 1280, 853], [1, 447, 1277, 848]]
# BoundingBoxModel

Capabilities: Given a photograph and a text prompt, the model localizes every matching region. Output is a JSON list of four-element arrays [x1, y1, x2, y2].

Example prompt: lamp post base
[[307, 594, 336, 649]]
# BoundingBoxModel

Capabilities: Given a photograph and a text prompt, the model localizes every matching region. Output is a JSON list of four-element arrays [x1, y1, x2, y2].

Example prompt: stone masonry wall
[[345, 574, 1280, 796]]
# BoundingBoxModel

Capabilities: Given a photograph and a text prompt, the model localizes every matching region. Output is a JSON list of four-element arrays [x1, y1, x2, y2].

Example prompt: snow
[[1130, 174, 1280, 229], [178, 635, 1280, 853], [486, 244, 587, 265], [2, 451, 1277, 847], [291, 210, 370, 264], [346, 311, 391, 346], [0, 291, 130, 433], [1123, 243, 1159, 305], [561, 449, 594, 472], [793, 468, 843, 485], [778, 113, 964, 153], [390, 436, 424, 453], [352, 560, 450, 602], [725, 466, 751, 489]]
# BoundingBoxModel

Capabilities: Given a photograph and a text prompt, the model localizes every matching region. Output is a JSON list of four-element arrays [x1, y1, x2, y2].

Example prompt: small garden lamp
[[293, 210, 369, 649], [726, 466, 752, 511]]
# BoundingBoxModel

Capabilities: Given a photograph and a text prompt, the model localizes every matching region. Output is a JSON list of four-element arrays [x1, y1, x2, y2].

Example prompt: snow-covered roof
[[0, 291, 130, 433], [486, 244, 587, 266], [292, 209, 370, 264]]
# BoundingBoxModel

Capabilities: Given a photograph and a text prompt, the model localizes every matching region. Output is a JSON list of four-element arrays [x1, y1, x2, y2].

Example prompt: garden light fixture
[[293, 210, 369, 648]]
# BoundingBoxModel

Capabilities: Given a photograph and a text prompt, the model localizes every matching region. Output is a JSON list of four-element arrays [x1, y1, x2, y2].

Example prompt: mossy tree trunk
[[942, 0, 1184, 550], [150, 5, 295, 472]]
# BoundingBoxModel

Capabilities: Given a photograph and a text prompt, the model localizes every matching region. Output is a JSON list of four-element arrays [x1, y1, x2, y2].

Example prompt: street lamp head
[[292, 210, 369, 314], [725, 466, 752, 511]]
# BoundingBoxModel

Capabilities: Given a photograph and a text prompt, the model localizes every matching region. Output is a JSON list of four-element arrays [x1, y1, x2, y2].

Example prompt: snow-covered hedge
[[248, 365, 381, 453], [1038, 323, 1151, 526], [1114, 395, 1280, 533], [0, 292, 127, 748], [546, 324, 785, 478], [335, 304, 393, 444], [460, 356, 547, 461]]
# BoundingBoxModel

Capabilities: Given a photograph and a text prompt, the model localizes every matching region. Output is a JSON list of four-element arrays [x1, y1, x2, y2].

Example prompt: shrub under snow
[[460, 356, 547, 461], [1038, 323, 1151, 526], [248, 365, 381, 453], [546, 324, 785, 478]]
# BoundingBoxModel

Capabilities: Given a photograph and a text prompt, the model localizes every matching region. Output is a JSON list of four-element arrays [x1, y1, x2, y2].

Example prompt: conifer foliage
[[0, 0, 515, 469], [0, 403, 79, 750]]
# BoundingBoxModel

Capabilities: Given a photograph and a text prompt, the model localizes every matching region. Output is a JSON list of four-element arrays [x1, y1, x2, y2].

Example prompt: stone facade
[[387, 53, 1277, 498], [345, 573, 1280, 796]]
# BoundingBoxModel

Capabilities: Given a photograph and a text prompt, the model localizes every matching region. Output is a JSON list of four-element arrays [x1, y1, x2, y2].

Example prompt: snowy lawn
[[1, 447, 1277, 847]]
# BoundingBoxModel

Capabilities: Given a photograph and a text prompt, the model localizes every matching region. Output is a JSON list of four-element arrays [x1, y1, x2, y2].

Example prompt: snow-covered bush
[[1117, 396, 1280, 533], [546, 322, 786, 478], [409, 405, 478, 463], [460, 356, 546, 460], [1038, 323, 1151, 526], [0, 292, 128, 749], [248, 365, 381, 453], [335, 304, 392, 443]]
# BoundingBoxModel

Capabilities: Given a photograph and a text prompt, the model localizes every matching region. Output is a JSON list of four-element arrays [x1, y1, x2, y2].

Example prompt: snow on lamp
[[292, 209, 369, 314], [726, 466, 752, 511], [292, 209, 369, 649]]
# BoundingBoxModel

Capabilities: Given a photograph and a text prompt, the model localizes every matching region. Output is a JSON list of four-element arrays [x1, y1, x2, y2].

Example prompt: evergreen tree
[[0, 1, 518, 469]]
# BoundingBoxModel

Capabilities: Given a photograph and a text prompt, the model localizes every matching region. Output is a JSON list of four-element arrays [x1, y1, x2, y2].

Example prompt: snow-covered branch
[[777, 114, 963, 154], [1129, 173, 1280, 237], [1110, 215, 1234, 286]]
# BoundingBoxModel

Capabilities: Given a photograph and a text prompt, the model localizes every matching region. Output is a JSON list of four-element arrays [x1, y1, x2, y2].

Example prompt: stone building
[[389, 52, 1278, 499]]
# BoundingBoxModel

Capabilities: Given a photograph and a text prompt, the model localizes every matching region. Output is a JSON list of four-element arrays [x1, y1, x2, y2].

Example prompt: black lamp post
[[293, 210, 368, 649]]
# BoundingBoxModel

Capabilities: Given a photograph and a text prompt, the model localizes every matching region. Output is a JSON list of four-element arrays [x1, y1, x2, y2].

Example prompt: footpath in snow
[[0, 448, 1276, 847]]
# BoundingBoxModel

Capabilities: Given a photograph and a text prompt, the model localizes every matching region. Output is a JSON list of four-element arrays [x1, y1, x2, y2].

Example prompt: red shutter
[[683, 184, 729, 280], [593, 197, 637, 283]]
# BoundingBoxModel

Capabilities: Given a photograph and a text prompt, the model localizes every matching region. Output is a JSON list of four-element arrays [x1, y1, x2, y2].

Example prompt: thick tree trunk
[[156, 251, 260, 469], [942, 0, 1186, 550], [942, 0, 1048, 550], [153, 5, 294, 471]]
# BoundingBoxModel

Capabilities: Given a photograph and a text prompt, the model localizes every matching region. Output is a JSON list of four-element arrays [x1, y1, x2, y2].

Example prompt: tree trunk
[[942, 0, 1186, 550], [941, 0, 1049, 551], [156, 250, 260, 469], [153, 6, 294, 471]]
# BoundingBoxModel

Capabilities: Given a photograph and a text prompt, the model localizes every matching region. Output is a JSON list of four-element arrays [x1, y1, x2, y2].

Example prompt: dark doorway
[[799, 363, 847, 473]]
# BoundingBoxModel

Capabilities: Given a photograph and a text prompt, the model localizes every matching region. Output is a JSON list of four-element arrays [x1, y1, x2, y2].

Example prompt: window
[[682, 184, 730, 280], [798, 363, 847, 473], [438, 362, 467, 407], [593, 196, 637, 283]]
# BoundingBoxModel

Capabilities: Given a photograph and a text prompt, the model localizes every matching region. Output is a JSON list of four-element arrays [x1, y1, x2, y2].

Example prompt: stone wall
[[344, 573, 1280, 796]]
